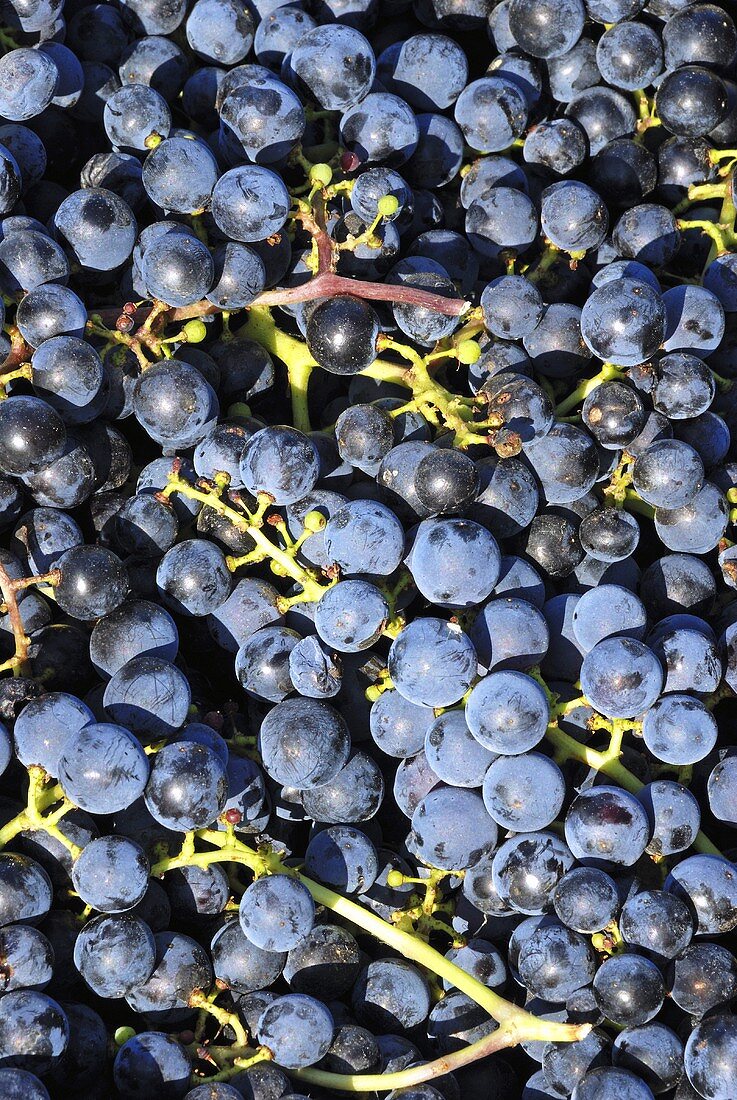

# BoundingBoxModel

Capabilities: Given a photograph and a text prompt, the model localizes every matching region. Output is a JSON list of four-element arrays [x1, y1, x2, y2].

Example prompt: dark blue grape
[[304, 825, 378, 893], [466, 670, 548, 753], [256, 994, 333, 1070], [103, 655, 190, 736], [424, 711, 496, 787], [410, 786, 497, 870], [620, 889, 693, 960], [580, 637, 663, 717], [133, 360, 219, 449], [145, 741, 227, 830], [0, 990, 68, 1074], [239, 875, 314, 952], [0, 854, 52, 927], [71, 835, 148, 913], [483, 752, 565, 831], [581, 279, 665, 367], [258, 698, 350, 788], [210, 919, 285, 994], [0, 49, 58, 122], [388, 618, 476, 707], [58, 722, 149, 814], [211, 166, 289, 243], [142, 135, 218, 214], [14, 691, 93, 776], [16, 285, 87, 347], [593, 954, 665, 1027], [0, 230, 68, 295], [454, 76, 528, 152], [508, 0, 585, 58], [289, 26, 375, 111], [73, 913, 156, 998], [113, 1032, 191, 1098]]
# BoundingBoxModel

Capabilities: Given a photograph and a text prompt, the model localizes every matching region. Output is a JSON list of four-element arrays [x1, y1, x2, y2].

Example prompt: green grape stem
[[150, 827, 590, 1092], [555, 362, 625, 417], [543, 713, 721, 857], [0, 766, 80, 854], [159, 471, 333, 608]]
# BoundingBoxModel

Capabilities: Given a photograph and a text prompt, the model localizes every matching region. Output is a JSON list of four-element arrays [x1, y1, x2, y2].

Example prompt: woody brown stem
[[0, 565, 59, 674]]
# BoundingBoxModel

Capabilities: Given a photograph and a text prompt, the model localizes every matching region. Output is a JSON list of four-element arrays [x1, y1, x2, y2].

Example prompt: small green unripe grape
[[457, 340, 481, 365], [303, 510, 327, 533], [227, 401, 252, 420], [270, 560, 289, 577], [115, 1027, 136, 1047], [377, 194, 399, 218], [182, 318, 207, 343], [386, 869, 406, 888], [310, 163, 333, 188]]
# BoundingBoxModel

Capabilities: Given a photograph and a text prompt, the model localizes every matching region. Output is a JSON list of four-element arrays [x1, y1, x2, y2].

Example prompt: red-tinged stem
[[295, 192, 334, 276], [251, 271, 470, 315], [0, 326, 32, 373], [93, 274, 471, 332]]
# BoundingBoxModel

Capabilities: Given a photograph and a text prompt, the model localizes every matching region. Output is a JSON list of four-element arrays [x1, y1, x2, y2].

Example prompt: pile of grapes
[[2, 0, 737, 1096]]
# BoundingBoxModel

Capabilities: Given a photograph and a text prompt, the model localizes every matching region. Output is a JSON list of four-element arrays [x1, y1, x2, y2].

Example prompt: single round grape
[[156, 539, 231, 617], [580, 637, 663, 718], [102, 655, 190, 736], [352, 958, 430, 1032], [259, 697, 350, 788], [144, 741, 227, 831], [642, 694, 717, 765], [684, 1014, 737, 1100], [492, 832, 575, 915], [593, 954, 665, 1027], [305, 825, 379, 894], [667, 942, 737, 1017], [410, 786, 498, 871], [572, 1067, 656, 1100], [664, 854, 737, 934], [239, 875, 315, 952], [581, 279, 665, 367], [466, 670, 548, 754], [0, 990, 69, 1074], [552, 867, 620, 933], [388, 618, 477, 708], [483, 752, 564, 831], [73, 913, 156, 998], [58, 723, 149, 814], [0, 396, 67, 478], [620, 889, 693, 960], [290, 26, 375, 112], [424, 711, 496, 788], [211, 165, 290, 243], [408, 517, 500, 607], [113, 1033, 191, 1098], [71, 834, 149, 913], [300, 751, 384, 824], [517, 921, 597, 1001], [240, 425, 319, 506], [307, 297, 380, 375], [565, 786, 651, 866]]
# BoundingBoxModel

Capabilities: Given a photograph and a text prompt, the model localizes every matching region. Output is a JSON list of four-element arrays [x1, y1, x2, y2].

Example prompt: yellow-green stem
[[162, 476, 329, 604], [545, 725, 721, 856], [151, 827, 589, 1089]]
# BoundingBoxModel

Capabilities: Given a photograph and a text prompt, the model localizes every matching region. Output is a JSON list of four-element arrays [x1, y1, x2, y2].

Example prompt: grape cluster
[[0, 0, 736, 1098]]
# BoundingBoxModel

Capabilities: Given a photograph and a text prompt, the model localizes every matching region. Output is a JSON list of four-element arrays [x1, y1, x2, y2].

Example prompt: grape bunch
[[0, 0, 737, 1098]]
